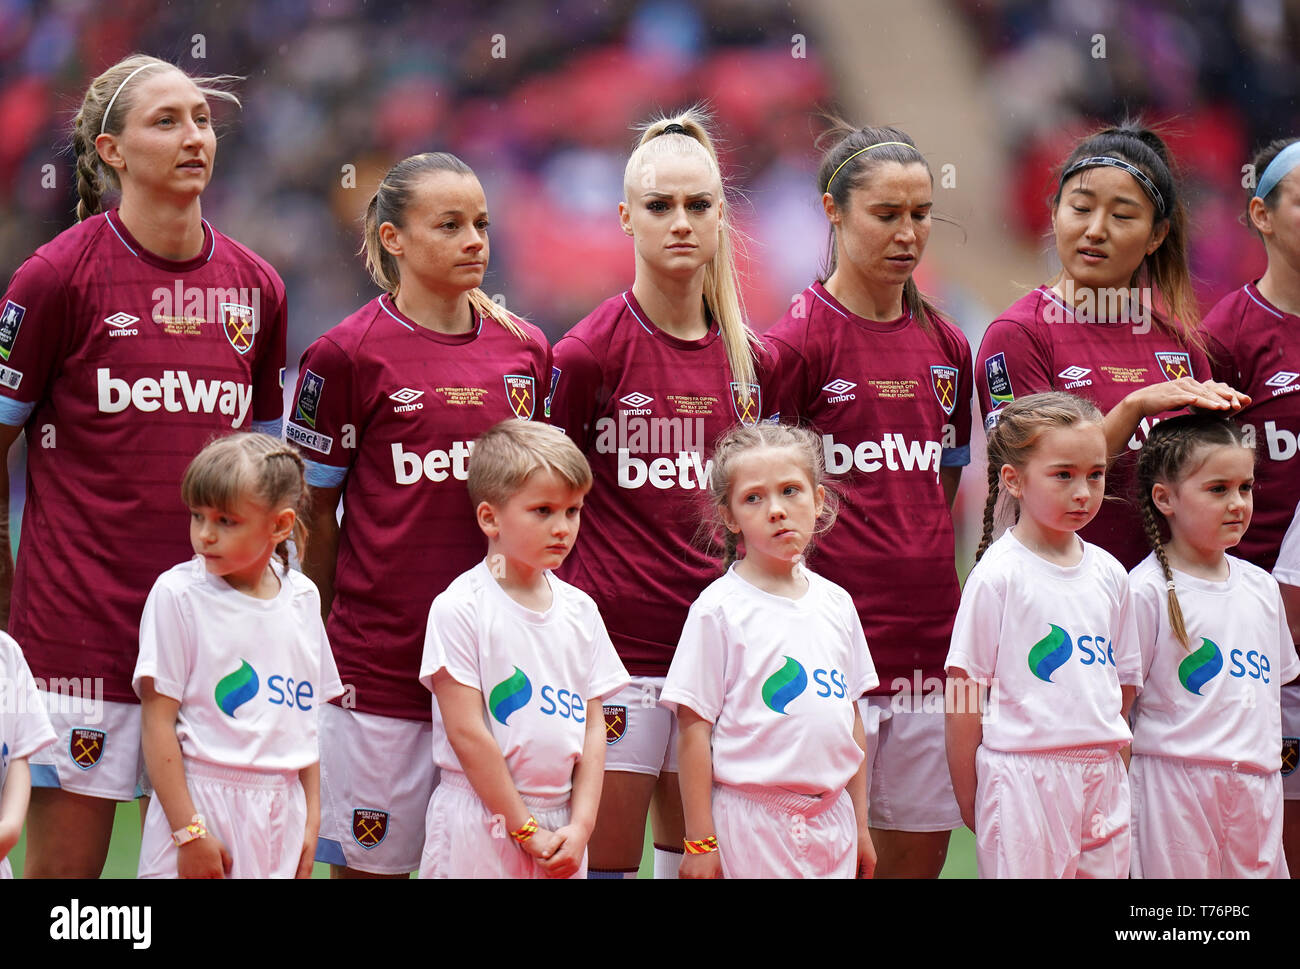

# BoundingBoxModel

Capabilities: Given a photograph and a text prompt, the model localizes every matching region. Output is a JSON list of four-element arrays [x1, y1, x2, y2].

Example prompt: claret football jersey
[[976, 286, 1210, 569], [1203, 283, 1300, 571], [0, 210, 286, 701], [550, 291, 777, 677], [289, 294, 551, 720], [766, 281, 973, 692]]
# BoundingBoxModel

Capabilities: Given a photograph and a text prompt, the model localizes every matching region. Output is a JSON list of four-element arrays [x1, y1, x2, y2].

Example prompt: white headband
[[99, 64, 159, 135]]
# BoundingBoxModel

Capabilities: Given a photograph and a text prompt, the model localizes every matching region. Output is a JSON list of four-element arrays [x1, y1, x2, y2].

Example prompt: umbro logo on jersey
[[823, 378, 856, 404], [619, 392, 654, 411], [1266, 371, 1300, 397], [389, 387, 425, 413], [105, 312, 140, 337], [1058, 365, 1093, 390]]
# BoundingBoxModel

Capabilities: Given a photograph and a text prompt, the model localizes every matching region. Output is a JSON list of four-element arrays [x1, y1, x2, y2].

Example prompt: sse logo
[[487, 666, 585, 725], [214, 659, 316, 717], [760, 656, 849, 714], [1178, 637, 1272, 695], [1027, 624, 1115, 682]]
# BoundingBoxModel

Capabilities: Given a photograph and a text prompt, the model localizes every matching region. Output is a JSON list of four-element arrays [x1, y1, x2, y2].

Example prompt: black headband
[[1060, 155, 1168, 217]]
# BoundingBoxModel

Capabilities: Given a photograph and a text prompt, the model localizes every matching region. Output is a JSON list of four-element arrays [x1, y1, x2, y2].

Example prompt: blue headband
[[1256, 142, 1300, 201]]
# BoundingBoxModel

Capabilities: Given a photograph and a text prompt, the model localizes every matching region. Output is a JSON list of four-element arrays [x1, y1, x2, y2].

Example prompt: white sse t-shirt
[[0, 631, 56, 793], [945, 530, 1140, 752], [421, 561, 630, 800], [1131, 553, 1300, 771], [661, 565, 878, 796], [1275, 504, 1300, 588], [133, 558, 343, 771]]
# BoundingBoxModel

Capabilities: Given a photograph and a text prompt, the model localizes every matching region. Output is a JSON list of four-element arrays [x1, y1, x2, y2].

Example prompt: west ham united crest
[[1283, 738, 1299, 776], [930, 365, 959, 416], [603, 705, 627, 745], [1154, 351, 1192, 381], [730, 382, 760, 426], [504, 374, 535, 419], [70, 728, 106, 770], [221, 302, 256, 355], [352, 808, 389, 849]]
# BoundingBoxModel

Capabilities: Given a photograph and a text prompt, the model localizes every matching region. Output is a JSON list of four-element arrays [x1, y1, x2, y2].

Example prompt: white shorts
[[138, 759, 307, 878], [713, 784, 856, 878], [1281, 683, 1300, 799], [27, 692, 144, 801], [0, 858, 10, 879], [419, 770, 583, 879], [602, 676, 678, 776], [858, 696, 961, 831], [1131, 754, 1287, 878], [315, 703, 437, 874], [975, 745, 1130, 879]]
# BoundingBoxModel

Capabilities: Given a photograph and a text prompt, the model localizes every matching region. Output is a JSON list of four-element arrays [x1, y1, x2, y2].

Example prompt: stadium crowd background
[[1, 0, 1298, 876]]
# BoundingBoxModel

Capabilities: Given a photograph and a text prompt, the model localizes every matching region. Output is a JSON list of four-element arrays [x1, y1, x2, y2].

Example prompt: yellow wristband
[[510, 815, 539, 843], [684, 835, 719, 855]]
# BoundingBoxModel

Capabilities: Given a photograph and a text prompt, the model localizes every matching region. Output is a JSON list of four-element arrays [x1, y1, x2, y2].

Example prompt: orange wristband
[[510, 815, 539, 843], [684, 835, 719, 855]]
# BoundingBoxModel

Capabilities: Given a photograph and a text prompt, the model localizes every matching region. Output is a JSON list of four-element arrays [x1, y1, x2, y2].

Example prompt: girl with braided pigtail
[[4, 54, 287, 877], [946, 392, 1141, 877], [1128, 414, 1298, 878]]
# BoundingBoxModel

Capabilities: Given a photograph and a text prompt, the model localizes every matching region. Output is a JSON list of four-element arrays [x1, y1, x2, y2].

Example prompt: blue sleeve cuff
[[941, 444, 971, 468], [251, 418, 283, 438], [304, 459, 347, 488], [0, 398, 35, 426]]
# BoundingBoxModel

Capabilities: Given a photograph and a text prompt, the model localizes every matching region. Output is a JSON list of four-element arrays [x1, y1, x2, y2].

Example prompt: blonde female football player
[[1203, 137, 1300, 873], [663, 422, 876, 878], [549, 107, 777, 878], [135, 434, 341, 878], [0, 54, 286, 877], [765, 122, 973, 877], [292, 153, 551, 877], [946, 392, 1141, 878], [1129, 414, 1297, 878]]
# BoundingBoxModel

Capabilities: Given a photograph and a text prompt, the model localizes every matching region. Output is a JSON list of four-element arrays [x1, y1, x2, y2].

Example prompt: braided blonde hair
[[182, 432, 310, 570], [70, 54, 241, 221]]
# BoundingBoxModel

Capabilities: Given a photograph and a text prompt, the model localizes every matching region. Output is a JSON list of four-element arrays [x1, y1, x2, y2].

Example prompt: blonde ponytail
[[624, 107, 761, 401], [361, 152, 528, 341]]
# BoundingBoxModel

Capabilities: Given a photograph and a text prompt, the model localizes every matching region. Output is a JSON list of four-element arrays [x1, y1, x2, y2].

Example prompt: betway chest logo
[[823, 432, 941, 474], [393, 440, 475, 484], [97, 368, 251, 428]]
